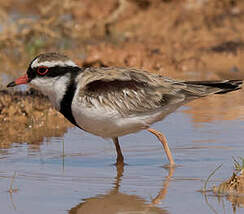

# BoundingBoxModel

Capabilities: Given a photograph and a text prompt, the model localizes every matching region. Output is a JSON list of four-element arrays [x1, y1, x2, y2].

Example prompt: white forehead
[[31, 58, 77, 69]]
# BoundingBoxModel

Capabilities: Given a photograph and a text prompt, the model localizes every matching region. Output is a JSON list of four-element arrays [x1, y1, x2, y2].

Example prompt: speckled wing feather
[[77, 67, 242, 116], [78, 67, 183, 116]]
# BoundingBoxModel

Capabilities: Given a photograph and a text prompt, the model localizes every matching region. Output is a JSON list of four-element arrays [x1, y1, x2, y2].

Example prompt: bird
[[7, 52, 243, 167]]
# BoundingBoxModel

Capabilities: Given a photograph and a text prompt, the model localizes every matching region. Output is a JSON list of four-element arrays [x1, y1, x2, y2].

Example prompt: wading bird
[[7, 53, 242, 167]]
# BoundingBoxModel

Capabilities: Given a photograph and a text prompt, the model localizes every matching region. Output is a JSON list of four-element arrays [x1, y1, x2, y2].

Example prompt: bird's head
[[7, 52, 81, 110], [7, 52, 80, 90]]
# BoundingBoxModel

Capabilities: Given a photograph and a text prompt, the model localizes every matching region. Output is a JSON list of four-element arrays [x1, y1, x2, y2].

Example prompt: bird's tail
[[184, 80, 242, 94], [182, 80, 242, 98]]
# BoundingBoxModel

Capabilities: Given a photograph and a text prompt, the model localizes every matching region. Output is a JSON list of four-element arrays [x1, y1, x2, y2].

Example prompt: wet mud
[[0, 89, 71, 148]]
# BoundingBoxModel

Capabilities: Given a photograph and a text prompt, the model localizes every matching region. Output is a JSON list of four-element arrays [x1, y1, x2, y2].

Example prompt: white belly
[[71, 88, 184, 138], [71, 103, 152, 138]]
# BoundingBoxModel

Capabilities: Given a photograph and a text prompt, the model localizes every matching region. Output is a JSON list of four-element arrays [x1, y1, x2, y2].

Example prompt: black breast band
[[60, 72, 80, 128]]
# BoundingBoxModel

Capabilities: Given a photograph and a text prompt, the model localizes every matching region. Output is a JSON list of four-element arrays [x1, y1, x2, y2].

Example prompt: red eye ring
[[37, 66, 49, 75]]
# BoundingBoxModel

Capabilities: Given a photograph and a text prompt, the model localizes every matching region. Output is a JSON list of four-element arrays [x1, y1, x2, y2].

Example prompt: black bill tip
[[7, 81, 16, 88]]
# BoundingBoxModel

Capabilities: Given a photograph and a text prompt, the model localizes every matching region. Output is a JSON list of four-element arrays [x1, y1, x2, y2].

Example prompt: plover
[[7, 53, 243, 166]]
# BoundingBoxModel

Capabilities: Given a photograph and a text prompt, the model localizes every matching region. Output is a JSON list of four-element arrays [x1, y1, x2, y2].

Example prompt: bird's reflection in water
[[69, 165, 174, 214]]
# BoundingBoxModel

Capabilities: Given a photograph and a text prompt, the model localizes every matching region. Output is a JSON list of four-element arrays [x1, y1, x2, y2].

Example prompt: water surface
[[0, 97, 244, 214]]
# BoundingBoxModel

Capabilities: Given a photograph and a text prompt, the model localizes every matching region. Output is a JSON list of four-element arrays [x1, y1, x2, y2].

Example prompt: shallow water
[[0, 97, 244, 214]]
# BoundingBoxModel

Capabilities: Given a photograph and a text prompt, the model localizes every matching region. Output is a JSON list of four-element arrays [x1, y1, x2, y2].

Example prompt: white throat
[[30, 74, 71, 110]]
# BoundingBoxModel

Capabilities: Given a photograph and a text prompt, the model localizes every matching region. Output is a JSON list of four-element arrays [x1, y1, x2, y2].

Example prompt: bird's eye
[[37, 66, 49, 76]]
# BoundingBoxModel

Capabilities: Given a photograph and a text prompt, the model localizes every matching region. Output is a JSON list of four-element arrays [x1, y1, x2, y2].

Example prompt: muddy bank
[[0, 89, 71, 148], [0, 0, 243, 78]]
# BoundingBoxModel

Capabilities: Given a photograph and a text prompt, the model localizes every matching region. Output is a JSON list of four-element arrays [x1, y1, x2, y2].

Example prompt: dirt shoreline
[[0, 0, 243, 77], [0, 89, 71, 148]]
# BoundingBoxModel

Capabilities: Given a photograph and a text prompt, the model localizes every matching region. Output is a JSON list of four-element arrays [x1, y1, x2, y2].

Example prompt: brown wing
[[77, 67, 186, 116], [77, 67, 242, 117]]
